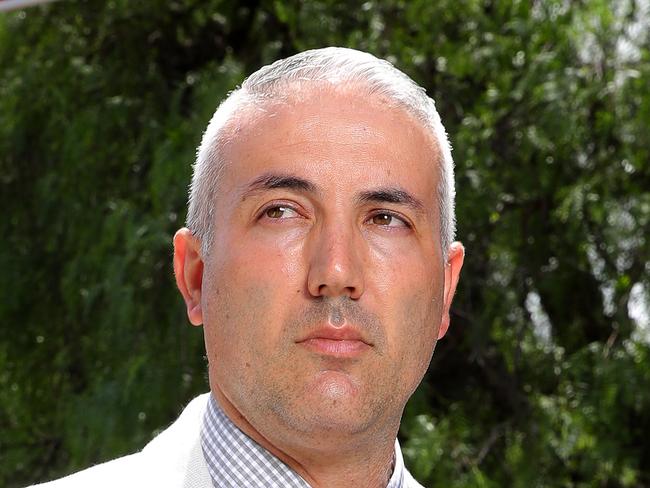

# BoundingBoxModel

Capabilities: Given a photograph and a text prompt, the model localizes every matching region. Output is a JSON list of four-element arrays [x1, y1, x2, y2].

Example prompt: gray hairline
[[187, 48, 456, 260]]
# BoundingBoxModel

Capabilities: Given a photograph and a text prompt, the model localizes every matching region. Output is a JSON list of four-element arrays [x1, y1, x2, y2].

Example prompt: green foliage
[[1, 0, 649, 487]]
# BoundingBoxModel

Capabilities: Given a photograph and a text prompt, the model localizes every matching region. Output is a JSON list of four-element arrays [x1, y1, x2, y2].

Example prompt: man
[[33, 47, 463, 487]]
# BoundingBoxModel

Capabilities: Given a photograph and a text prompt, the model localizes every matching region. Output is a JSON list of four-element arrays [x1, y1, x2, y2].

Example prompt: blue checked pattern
[[200, 395, 406, 488]]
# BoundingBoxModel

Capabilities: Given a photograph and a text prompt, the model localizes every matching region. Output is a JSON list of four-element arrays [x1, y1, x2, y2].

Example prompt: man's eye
[[370, 212, 409, 228], [264, 206, 299, 219]]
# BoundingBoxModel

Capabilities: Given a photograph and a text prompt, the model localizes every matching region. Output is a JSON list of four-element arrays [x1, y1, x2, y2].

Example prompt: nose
[[306, 221, 365, 300]]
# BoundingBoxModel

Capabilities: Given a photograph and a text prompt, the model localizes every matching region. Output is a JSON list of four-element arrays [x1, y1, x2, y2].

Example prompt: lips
[[296, 326, 372, 357]]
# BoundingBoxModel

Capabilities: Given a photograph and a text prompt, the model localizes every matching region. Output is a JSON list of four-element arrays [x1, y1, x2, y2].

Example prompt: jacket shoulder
[[27, 393, 212, 488], [27, 452, 142, 488]]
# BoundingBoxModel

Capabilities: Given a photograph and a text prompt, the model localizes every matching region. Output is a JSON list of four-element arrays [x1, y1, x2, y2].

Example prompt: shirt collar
[[388, 438, 406, 488], [200, 394, 405, 488]]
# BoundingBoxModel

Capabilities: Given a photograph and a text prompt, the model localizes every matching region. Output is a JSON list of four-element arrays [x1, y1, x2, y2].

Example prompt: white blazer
[[31, 393, 214, 488]]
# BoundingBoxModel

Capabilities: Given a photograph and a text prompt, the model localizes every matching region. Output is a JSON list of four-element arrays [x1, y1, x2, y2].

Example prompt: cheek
[[202, 232, 304, 353], [214, 221, 304, 286], [203, 277, 279, 397], [372, 247, 444, 366], [385, 290, 441, 396], [368, 240, 443, 309], [394, 287, 440, 349], [246, 224, 308, 280]]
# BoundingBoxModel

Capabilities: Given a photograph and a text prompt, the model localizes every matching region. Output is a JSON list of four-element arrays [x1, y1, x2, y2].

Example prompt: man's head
[[187, 47, 456, 261], [173, 47, 463, 455]]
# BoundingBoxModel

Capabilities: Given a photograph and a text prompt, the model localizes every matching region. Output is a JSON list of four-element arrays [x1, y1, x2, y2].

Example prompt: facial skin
[[174, 87, 464, 486]]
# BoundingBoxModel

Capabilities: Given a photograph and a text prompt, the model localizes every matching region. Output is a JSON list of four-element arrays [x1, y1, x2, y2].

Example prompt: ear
[[437, 241, 465, 340], [173, 228, 204, 326]]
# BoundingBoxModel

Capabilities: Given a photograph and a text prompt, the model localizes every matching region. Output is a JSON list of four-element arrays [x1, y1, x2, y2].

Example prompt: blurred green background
[[1, 0, 649, 486]]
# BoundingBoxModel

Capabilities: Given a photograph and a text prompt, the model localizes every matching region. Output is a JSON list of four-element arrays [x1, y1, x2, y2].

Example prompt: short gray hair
[[187, 47, 456, 258]]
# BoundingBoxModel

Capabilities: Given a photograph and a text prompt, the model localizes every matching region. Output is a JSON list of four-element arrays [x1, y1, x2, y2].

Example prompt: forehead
[[220, 87, 441, 212]]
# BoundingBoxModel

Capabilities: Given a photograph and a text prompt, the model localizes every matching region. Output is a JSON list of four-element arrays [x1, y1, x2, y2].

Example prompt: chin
[[276, 371, 391, 436]]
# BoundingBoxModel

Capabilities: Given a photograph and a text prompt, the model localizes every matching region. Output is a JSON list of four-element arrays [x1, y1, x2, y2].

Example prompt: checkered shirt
[[200, 394, 406, 487]]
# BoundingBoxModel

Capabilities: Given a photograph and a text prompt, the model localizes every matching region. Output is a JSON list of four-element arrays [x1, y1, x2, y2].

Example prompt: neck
[[211, 386, 399, 488]]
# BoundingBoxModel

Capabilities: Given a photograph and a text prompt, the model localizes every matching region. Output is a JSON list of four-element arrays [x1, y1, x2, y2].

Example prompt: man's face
[[177, 88, 463, 442]]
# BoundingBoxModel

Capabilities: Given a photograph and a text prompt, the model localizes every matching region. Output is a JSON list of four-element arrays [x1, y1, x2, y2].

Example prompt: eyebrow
[[241, 173, 425, 215], [356, 187, 426, 215], [241, 173, 318, 199]]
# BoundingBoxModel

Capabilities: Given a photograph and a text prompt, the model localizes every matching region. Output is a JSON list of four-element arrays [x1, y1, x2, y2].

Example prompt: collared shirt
[[200, 394, 406, 488]]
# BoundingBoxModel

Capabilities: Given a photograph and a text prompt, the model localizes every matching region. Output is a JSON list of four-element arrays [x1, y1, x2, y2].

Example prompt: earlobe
[[438, 315, 451, 340], [438, 242, 465, 340], [173, 228, 205, 326]]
